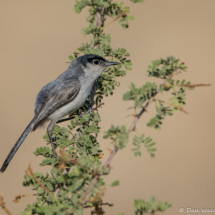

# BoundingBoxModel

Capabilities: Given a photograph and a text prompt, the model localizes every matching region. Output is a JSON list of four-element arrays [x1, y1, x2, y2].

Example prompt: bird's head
[[78, 54, 120, 76]]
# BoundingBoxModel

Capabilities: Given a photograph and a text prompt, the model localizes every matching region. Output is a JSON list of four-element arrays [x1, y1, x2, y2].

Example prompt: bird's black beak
[[105, 61, 121, 67]]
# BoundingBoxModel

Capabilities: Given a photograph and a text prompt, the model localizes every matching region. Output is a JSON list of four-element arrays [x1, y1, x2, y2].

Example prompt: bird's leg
[[47, 120, 58, 158], [90, 84, 96, 109]]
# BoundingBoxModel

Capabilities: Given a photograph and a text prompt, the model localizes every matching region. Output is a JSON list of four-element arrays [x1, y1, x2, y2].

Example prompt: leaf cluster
[[122, 56, 198, 163], [123, 82, 157, 109], [103, 125, 129, 149], [22, 112, 106, 214], [147, 56, 187, 79], [133, 197, 172, 215], [118, 197, 171, 215], [74, 0, 140, 28], [132, 134, 156, 157], [147, 102, 173, 130]]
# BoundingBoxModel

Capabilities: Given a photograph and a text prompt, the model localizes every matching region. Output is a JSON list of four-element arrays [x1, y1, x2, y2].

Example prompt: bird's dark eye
[[93, 59, 100, 65]]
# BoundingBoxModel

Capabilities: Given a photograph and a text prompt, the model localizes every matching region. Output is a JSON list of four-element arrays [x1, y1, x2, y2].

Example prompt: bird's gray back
[[34, 59, 84, 115]]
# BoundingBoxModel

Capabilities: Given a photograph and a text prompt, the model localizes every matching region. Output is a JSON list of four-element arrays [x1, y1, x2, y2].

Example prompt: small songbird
[[0, 54, 120, 172]]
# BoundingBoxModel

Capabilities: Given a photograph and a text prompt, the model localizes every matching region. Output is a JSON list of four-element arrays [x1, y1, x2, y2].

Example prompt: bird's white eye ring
[[93, 59, 100, 65]]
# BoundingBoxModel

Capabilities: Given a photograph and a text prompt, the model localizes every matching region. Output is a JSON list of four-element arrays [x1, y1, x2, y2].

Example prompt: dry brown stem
[[0, 195, 13, 215], [103, 7, 129, 28], [57, 149, 88, 171], [154, 99, 189, 114], [163, 83, 211, 88], [26, 163, 59, 203], [13, 194, 33, 203]]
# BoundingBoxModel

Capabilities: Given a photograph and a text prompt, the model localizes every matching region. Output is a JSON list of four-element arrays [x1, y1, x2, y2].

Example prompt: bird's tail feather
[[0, 118, 36, 172]]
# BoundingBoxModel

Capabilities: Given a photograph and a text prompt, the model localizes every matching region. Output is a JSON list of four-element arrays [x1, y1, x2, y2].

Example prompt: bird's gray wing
[[32, 80, 80, 131]]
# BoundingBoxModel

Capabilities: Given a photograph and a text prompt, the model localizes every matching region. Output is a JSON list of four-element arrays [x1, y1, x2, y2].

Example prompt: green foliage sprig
[[124, 56, 210, 158], [132, 134, 156, 157], [118, 197, 171, 215]]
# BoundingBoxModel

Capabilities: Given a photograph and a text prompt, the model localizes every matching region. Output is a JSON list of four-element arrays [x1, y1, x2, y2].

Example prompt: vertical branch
[[90, 84, 97, 109], [91, 7, 103, 108], [79, 147, 118, 204], [96, 7, 103, 27]]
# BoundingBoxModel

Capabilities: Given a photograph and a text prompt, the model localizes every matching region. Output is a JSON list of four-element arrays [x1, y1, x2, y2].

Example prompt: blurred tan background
[[0, 0, 215, 214]]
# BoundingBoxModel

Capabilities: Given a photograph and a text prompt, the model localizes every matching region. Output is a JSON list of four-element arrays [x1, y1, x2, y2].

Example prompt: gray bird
[[0, 54, 120, 172]]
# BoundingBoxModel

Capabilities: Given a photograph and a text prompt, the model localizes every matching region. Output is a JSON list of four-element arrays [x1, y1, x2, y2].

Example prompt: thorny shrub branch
[[79, 69, 210, 204]]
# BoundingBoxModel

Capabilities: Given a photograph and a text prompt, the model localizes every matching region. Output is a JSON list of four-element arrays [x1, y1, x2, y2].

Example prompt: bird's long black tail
[[0, 118, 36, 172]]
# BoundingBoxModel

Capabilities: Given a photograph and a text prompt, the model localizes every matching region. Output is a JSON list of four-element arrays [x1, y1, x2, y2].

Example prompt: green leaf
[[68, 55, 74, 61], [43, 133, 49, 140], [134, 151, 141, 157], [181, 79, 186, 85], [147, 142, 156, 147], [121, 24, 128, 28], [127, 16, 135, 21], [111, 180, 120, 187]]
